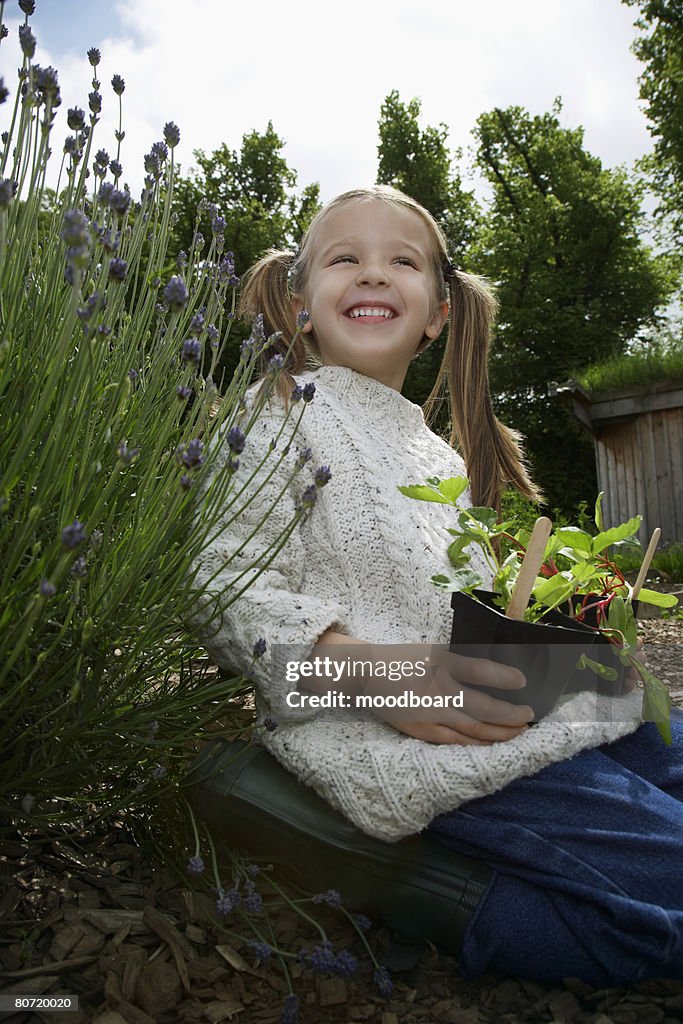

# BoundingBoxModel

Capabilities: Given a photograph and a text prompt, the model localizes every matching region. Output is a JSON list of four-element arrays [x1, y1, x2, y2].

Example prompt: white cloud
[[1, 0, 653, 208]]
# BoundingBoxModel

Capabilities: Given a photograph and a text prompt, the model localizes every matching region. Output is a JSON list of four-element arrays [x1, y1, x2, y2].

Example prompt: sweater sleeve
[[188, 396, 350, 722]]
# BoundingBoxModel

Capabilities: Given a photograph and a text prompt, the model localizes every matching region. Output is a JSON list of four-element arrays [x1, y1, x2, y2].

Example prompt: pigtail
[[238, 249, 311, 408], [424, 270, 542, 511]]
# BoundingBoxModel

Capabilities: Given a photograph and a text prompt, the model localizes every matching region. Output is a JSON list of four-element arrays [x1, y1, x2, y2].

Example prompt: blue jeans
[[426, 710, 683, 987]]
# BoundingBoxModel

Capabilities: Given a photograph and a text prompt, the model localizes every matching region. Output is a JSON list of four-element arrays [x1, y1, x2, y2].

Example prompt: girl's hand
[[368, 648, 535, 746], [309, 631, 534, 746]]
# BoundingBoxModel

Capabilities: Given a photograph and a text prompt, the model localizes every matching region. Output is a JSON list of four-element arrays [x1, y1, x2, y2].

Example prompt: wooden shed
[[550, 380, 683, 547]]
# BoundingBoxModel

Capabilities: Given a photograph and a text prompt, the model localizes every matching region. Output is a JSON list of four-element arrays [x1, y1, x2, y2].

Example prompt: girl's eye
[[330, 255, 356, 265], [394, 257, 417, 268]]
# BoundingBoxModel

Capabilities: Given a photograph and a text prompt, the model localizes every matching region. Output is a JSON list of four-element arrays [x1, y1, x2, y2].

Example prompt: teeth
[[348, 307, 394, 318]]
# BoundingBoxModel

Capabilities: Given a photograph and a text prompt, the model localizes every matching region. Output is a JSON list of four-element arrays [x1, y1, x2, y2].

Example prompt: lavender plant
[[0, 4, 319, 838]]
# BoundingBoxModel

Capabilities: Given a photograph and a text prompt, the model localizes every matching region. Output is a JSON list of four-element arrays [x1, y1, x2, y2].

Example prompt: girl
[[193, 185, 683, 987]]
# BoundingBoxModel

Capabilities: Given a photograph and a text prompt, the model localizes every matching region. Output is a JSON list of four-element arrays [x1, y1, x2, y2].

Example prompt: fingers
[[434, 649, 527, 691], [378, 678, 534, 741], [367, 646, 535, 745], [392, 720, 531, 746], [431, 664, 534, 727]]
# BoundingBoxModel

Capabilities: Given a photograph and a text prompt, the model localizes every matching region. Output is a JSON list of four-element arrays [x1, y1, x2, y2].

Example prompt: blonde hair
[[239, 185, 541, 509]]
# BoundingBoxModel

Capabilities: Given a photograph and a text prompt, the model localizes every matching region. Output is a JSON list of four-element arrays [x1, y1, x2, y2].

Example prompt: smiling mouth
[[345, 306, 396, 319]]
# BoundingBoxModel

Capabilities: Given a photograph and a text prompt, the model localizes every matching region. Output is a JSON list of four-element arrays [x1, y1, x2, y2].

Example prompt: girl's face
[[294, 200, 448, 390]]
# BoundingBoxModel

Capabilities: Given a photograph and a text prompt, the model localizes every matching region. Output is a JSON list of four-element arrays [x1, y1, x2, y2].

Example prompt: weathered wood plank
[[591, 388, 683, 423], [653, 411, 675, 546], [640, 412, 660, 548], [664, 410, 683, 542]]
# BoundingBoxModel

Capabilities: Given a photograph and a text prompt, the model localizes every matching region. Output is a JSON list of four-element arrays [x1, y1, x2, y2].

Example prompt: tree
[[172, 122, 320, 275], [472, 102, 674, 511], [624, 0, 683, 245], [377, 90, 481, 265], [171, 123, 320, 379], [376, 90, 483, 407]]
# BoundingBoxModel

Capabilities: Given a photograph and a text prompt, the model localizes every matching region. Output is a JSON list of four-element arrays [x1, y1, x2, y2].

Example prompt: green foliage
[[0, 38, 314, 835], [471, 101, 675, 511], [501, 489, 596, 537], [376, 91, 484, 408], [578, 334, 683, 394], [613, 541, 683, 584], [172, 123, 320, 270], [623, 0, 683, 248], [171, 123, 320, 378], [377, 90, 482, 263]]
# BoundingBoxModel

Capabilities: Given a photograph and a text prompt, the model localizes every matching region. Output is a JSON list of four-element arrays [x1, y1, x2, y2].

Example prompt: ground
[[1, 613, 682, 1024]]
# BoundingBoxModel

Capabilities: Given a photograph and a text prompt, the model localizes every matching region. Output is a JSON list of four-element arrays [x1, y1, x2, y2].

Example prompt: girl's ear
[[291, 294, 313, 334], [425, 300, 449, 341]]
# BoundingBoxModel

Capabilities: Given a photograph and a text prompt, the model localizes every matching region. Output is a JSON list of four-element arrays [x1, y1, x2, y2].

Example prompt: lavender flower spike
[[108, 257, 128, 282], [312, 888, 342, 906], [181, 337, 201, 363], [163, 121, 180, 148], [0, 179, 18, 210], [314, 466, 332, 488], [111, 74, 125, 95], [227, 426, 246, 454], [33, 65, 60, 102], [87, 47, 101, 67], [151, 140, 168, 162], [61, 519, 87, 549], [295, 447, 312, 469], [67, 107, 86, 131], [280, 994, 299, 1024], [300, 485, 317, 510], [18, 24, 36, 59], [247, 940, 272, 964], [109, 188, 130, 216], [186, 855, 205, 875], [164, 275, 188, 312], [215, 888, 241, 916], [373, 965, 394, 997], [71, 555, 88, 578], [98, 182, 114, 206], [180, 439, 204, 469]]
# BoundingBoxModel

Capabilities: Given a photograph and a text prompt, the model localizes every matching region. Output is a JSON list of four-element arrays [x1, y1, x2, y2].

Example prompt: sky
[[1, 0, 654, 206]]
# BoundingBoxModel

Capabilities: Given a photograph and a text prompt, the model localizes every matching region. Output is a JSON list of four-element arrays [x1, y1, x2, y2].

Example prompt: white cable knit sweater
[[192, 365, 643, 842]]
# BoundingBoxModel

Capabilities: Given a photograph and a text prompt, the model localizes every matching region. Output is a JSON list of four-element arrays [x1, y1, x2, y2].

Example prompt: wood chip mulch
[[2, 614, 682, 1024]]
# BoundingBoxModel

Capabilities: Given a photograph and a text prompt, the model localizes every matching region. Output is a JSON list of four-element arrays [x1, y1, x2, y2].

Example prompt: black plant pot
[[450, 590, 600, 722]]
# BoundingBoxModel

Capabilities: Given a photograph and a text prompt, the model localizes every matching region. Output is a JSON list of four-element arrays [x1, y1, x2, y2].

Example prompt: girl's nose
[[355, 261, 389, 286]]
